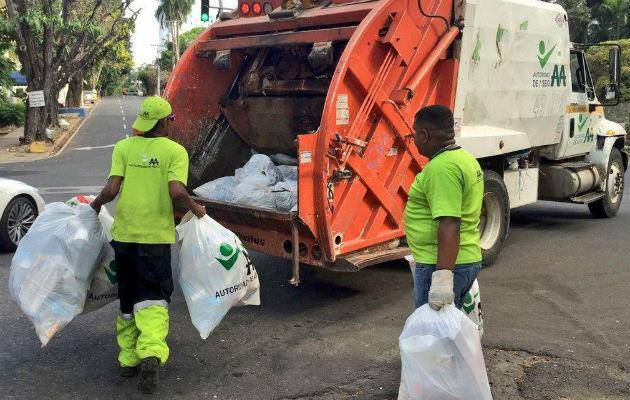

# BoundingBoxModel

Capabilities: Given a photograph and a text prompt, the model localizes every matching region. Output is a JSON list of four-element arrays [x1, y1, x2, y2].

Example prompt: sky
[[131, 0, 238, 67]]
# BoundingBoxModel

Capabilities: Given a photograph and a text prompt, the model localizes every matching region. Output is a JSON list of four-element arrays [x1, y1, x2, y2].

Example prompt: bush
[[0, 99, 25, 128]]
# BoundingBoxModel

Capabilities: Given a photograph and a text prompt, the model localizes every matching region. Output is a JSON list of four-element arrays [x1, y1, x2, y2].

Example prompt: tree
[[155, 0, 195, 70], [136, 64, 169, 96], [159, 26, 204, 71], [556, 0, 594, 42], [95, 39, 134, 95], [1, 1, 138, 143], [591, 0, 630, 40]]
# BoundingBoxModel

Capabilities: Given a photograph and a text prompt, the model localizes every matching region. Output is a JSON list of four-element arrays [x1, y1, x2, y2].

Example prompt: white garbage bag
[[404, 255, 483, 335], [232, 175, 276, 210], [9, 203, 104, 345], [462, 280, 483, 336], [397, 304, 492, 400], [234, 154, 281, 186], [83, 207, 117, 314], [176, 215, 260, 339], [277, 165, 298, 181], [272, 180, 297, 212], [66, 196, 118, 314], [193, 176, 237, 203]]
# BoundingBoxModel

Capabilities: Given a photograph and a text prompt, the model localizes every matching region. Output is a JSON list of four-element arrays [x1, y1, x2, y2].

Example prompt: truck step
[[571, 192, 605, 204]]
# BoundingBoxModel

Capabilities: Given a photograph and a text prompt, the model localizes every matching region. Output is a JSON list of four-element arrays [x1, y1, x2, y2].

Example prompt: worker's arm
[[169, 180, 206, 219], [91, 176, 123, 214], [436, 217, 461, 270]]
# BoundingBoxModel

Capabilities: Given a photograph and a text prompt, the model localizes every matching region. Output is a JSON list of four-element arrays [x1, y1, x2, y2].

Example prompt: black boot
[[138, 357, 159, 394], [120, 365, 138, 378]]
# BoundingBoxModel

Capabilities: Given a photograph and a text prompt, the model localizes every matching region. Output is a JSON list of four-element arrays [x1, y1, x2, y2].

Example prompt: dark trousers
[[110, 241, 174, 315]]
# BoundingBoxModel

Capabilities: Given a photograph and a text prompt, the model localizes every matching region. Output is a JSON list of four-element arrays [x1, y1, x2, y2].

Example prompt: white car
[[0, 179, 45, 251]]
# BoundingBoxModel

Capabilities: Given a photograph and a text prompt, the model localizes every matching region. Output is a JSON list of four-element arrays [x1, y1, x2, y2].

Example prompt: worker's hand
[[90, 201, 102, 215], [192, 203, 206, 219], [428, 269, 454, 311]]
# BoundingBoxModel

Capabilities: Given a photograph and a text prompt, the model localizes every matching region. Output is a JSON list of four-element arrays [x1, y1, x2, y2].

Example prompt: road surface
[[0, 97, 628, 399]]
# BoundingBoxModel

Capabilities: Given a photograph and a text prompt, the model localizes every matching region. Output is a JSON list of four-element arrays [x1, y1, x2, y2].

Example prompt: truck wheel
[[589, 148, 624, 218], [479, 171, 510, 266]]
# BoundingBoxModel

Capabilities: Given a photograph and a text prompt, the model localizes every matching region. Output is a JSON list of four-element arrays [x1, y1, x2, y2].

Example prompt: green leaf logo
[[104, 260, 117, 284], [537, 41, 557, 69], [577, 114, 589, 132], [216, 242, 241, 271]]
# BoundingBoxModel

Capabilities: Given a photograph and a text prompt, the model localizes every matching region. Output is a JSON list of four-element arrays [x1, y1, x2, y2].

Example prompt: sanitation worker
[[90, 96, 206, 394], [404, 105, 484, 311]]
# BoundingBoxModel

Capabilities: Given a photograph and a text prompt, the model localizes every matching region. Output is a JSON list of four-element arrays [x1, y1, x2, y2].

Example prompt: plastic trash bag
[[66, 196, 118, 314], [272, 180, 297, 212], [193, 176, 237, 203], [9, 203, 104, 345], [277, 165, 298, 181], [232, 176, 276, 210], [404, 255, 483, 335], [397, 304, 492, 400], [234, 154, 281, 186], [176, 215, 260, 339]]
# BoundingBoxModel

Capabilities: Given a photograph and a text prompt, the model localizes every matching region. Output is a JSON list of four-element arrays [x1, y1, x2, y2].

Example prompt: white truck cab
[[452, 0, 627, 264]]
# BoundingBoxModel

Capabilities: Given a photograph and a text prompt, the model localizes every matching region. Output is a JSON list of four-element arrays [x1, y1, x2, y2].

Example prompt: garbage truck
[[164, 0, 627, 284]]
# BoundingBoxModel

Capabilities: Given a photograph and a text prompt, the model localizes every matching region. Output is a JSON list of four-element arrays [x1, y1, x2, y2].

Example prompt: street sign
[[28, 90, 45, 108]]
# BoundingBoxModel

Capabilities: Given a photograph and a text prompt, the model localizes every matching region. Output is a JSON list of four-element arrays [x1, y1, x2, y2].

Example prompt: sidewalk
[[0, 105, 93, 164]]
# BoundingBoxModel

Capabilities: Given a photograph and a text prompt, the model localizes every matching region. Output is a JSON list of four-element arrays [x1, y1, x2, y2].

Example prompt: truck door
[[558, 50, 597, 158]]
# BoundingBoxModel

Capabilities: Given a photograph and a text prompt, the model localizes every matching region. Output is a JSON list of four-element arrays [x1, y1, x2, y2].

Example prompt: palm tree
[[155, 0, 195, 69], [592, 0, 630, 40]]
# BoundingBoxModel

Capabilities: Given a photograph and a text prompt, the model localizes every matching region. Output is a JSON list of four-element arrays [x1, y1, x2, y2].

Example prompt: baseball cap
[[132, 96, 173, 133]]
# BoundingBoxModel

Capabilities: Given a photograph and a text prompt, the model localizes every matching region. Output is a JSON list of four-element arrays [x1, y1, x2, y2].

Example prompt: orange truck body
[[164, 0, 460, 280]]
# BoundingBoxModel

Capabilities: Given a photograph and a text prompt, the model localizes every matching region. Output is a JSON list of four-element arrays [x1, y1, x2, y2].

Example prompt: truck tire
[[589, 148, 624, 218], [479, 171, 510, 266]]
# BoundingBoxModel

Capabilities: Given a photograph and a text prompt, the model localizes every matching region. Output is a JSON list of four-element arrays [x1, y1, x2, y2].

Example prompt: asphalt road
[[0, 97, 629, 399]]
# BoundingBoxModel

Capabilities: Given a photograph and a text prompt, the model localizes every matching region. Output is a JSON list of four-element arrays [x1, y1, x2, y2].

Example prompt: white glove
[[428, 269, 454, 310]]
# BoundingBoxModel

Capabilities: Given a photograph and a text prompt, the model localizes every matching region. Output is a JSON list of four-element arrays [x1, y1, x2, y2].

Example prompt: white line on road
[[123, 124, 127, 130], [37, 186, 103, 194], [73, 144, 116, 151], [122, 116, 125, 121]]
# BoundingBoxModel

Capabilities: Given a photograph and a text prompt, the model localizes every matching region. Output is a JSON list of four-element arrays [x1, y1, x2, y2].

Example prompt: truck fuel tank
[[539, 162, 601, 200]]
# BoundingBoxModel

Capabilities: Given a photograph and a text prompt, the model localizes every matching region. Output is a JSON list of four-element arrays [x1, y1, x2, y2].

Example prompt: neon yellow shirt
[[404, 148, 483, 264], [109, 136, 189, 244]]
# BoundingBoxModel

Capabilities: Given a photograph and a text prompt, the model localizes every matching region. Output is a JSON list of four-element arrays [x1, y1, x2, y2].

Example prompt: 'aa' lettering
[[551, 65, 567, 87]]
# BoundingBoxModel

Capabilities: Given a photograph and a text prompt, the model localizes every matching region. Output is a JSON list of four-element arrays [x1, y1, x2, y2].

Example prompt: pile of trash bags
[[176, 214, 260, 339], [10, 195, 260, 345], [194, 153, 298, 212], [397, 304, 492, 400]]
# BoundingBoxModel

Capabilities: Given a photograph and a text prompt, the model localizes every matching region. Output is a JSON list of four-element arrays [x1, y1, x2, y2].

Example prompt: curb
[[51, 97, 101, 156]]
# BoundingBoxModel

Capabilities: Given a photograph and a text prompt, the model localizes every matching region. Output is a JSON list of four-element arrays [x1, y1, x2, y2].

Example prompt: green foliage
[[136, 65, 170, 96], [556, 0, 630, 42], [96, 39, 134, 95], [585, 39, 630, 102], [0, 98, 25, 127], [159, 26, 204, 71]]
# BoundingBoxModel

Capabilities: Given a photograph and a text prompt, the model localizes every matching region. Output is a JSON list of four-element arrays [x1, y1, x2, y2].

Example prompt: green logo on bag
[[216, 242, 240, 271], [104, 260, 117, 284]]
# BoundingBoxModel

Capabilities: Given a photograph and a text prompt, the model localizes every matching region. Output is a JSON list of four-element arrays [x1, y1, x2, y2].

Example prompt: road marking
[[38, 186, 103, 195], [73, 144, 116, 151], [123, 124, 127, 130], [122, 116, 125, 121], [121, 109, 124, 114]]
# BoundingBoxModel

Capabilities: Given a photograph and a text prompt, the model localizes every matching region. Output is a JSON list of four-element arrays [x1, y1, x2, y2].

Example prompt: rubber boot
[[120, 366, 138, 378], [138, 357, 159, 394]]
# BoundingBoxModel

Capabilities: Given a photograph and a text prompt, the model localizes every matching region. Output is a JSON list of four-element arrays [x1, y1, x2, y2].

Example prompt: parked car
[[0, 179, 45, 251]]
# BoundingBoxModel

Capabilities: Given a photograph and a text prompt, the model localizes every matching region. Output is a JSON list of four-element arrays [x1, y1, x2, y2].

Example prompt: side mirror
[[608, 47, 621, 84]]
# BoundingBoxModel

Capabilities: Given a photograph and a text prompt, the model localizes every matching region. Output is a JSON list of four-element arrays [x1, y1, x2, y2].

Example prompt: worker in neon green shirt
[[91, 96, 206, 394], [404, 105, 484, 311]]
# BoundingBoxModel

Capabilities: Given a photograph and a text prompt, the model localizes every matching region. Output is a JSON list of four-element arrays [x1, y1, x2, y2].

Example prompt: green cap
[[132, 96, 172, 133]]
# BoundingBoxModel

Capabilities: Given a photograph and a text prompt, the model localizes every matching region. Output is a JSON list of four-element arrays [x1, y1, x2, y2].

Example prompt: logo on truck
[[532, 41, 566, 88]]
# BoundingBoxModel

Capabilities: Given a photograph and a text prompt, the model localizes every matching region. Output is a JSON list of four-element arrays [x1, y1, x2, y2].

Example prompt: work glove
[[428, 269, 454, 311]]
